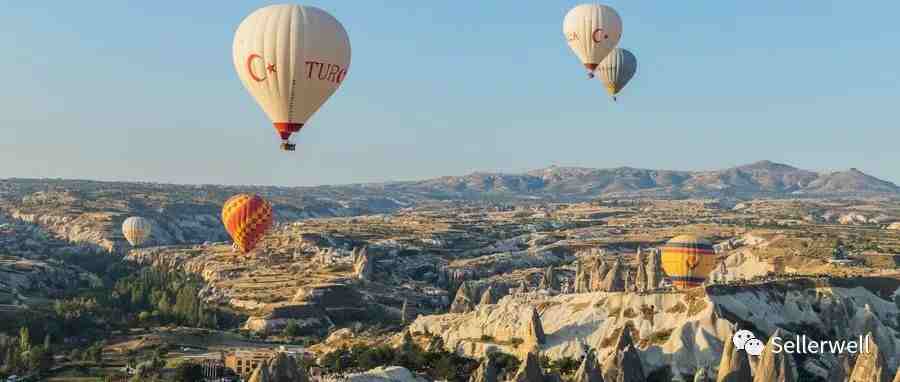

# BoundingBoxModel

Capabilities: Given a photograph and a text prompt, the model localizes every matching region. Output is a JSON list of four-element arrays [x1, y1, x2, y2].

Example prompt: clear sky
[[2, 2, 898, 186]]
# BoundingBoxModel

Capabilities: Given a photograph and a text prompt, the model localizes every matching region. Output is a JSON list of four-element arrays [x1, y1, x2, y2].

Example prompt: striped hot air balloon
[[221, 194, 273, 254], [661, 235, 717, 289], [122, 216, 152, 247], [596, 47, 636, 100]]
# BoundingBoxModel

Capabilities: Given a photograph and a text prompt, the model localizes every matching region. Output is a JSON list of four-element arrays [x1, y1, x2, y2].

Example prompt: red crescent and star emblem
[[246, 53, 276, 82], [591, 28, 609, 44]]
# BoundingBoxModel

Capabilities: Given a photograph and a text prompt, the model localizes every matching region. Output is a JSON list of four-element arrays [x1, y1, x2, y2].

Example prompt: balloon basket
[[280, 142, 296, 151]]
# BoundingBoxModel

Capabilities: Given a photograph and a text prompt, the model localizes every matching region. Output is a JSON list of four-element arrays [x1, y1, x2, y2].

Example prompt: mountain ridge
[[389, 160, 899, 200], [2, 161, 897, 203]]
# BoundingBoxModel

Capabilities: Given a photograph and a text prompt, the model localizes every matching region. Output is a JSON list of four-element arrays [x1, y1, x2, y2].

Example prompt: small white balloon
[[122, 216, 152, 247]]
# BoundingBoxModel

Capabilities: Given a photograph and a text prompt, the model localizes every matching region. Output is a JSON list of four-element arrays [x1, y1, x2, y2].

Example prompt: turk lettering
[[304, 61, 348, 84]]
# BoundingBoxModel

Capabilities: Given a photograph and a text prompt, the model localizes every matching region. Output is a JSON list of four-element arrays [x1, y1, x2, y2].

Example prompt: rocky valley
[[0, 162, 899, 381]]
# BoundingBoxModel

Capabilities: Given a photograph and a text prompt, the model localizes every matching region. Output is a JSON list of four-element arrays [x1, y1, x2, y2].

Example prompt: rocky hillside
[[409, 278, 900, 380], [803, 168, 900, 195], [397, 161, 898, 199], [0, 179, 416, 252], [0, 211, 106, 304], [0, 161, 896, 253]]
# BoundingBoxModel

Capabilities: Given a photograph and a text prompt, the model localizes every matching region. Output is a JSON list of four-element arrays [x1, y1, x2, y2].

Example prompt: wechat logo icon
[[732, 330, 764, 356]]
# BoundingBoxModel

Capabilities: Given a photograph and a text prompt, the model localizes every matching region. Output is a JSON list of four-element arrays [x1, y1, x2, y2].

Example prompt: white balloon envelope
[[233, 4, 351, 151], [563, 4, 622, 78], [122, 216, 152, 247]]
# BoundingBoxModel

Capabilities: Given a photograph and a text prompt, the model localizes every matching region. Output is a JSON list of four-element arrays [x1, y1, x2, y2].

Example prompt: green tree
[[43, 334, 52, 357], [27, 346, 53, 374], [489, 352, 520, 377], [89, 342, 103, 365], [283, 320, 302, 337], [158, 296, 171, 315], [18, 327, 30, 355], [150, 347, 166, 371], [4, 346, 20, 374], [126, 349, 137, 368], [174, 361, 204, 382]]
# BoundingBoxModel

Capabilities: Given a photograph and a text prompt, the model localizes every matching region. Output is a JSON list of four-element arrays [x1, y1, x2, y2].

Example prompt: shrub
[[489, 352, 520, 376], [283, 320, 302, 337]]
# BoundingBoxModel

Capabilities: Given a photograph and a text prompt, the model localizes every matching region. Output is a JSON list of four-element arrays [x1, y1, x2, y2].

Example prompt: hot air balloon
[[122, 217, 152, 247], [661, 235, 717, 289], [233, 4, 351, 151], [563, 4, 622, 78], [596, 48, 636, 101], [222, 194, 273, 253]]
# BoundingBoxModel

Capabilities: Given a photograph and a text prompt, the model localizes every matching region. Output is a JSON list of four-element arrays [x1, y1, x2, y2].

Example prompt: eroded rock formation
[[511, 352, 544, 382], [479, 285, 496, 306], [525, 307, 546, 346], [469, 356, 498, 382], [848, 332, 891, 382], [716, 327, 752, 382], [752, 329, 797, 382], [601, 324, 644, 382], [573, 349, 603, 382], [451, 281, 476, 313], [248, 352, 309, 382]]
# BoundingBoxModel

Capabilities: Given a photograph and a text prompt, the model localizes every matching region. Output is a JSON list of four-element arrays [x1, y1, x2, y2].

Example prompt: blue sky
[[1, 1, 898, 186]]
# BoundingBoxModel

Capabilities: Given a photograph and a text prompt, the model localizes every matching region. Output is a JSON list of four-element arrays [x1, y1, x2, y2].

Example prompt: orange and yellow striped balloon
[[661, 235, 717, 289], [221, 194, 273, 253]]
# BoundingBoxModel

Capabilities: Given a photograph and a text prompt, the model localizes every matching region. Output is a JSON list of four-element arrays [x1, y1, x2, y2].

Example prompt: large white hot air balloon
[[122, 217, 152, 247], [233, 4, 351, 151], [596, 47, 637, 101], [563, 4, 622, 78]]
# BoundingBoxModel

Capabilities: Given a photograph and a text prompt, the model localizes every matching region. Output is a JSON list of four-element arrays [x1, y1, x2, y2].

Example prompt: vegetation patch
[[599, 326, 623, 348], [647, 328, 674, 345], [319, 340, 478, 381], [666, 302, 687, 314]]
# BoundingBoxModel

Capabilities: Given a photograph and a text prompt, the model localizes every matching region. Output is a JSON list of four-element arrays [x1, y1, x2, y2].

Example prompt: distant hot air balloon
[[233, 4, 351, 151], [222, 194, 273, 253], [122, 217, 152, 247], [563, 4, 622, 78], [596, 48, 636, 101], [661, 235, 717, 289]]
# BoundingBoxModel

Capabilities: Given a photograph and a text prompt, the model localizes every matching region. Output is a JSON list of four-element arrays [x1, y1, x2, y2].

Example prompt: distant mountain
[[802, 168, 900, 195], [1, 162, 896, 217], [384, 160, 898, 200]]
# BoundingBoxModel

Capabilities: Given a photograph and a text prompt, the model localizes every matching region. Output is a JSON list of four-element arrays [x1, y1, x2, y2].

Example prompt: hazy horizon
[[3, 1, 899, 186], [0, 159, 886, 189]]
